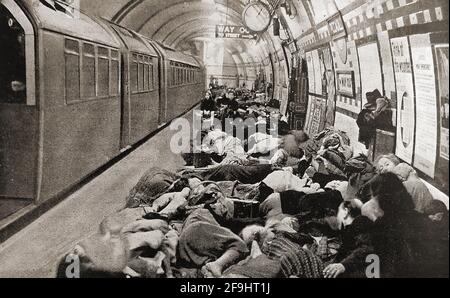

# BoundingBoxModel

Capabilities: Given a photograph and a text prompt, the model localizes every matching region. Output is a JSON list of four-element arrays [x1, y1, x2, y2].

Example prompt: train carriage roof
[[158, 43, 201, 68], [22, 0, 120, 48], [106, 21, 158, 57]]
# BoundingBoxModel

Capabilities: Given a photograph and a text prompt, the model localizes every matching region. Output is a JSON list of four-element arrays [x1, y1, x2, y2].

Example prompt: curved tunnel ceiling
[[79, 0, 290, 67]]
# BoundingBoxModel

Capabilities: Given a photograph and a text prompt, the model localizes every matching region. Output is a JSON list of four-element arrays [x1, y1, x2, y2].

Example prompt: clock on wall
[[242, 1, 273, 32]]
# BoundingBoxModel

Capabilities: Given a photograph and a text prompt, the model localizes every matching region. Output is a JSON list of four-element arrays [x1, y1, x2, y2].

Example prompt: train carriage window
[[179, 68, 182, 85], [171, 67, 175, 87], [97, 46, 109, 97], [143, 63, 149, 91], [64, 39, 80, 103], [131, 54, 138, 93], [110, 50, 120, 96], [173, 67, 176, 86], [174, 68, 177, 86], [138, 56, 144, 91], [149, 64, 154, 90], [0, 3, 34, 105], [81, 43, 96, 99]]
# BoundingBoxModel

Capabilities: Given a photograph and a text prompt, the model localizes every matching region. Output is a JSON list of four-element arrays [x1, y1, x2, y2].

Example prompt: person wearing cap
[[356, 89, 393, 148]]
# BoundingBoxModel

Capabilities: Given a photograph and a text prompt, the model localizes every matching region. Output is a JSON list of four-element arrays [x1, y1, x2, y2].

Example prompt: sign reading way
[[215, 25, 257, 40]]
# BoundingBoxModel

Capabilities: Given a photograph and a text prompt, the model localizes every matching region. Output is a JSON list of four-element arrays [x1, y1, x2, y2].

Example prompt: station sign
[[215, 25, 258, 40]]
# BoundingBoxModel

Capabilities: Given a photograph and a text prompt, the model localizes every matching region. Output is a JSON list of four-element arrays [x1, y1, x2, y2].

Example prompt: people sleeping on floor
[[58, 102, 448, 279]]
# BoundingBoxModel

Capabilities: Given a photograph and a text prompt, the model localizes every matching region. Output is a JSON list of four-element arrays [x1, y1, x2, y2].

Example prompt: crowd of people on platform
[[57, 86, 448, 279]]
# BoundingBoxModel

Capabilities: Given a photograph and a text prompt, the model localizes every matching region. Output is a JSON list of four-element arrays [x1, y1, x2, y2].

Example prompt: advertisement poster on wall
[[311, 49, 323, 95], [304, 94, 315, 134], [435, 45, 449, 161], [410, 34, 438, 178], [391, 36, 415, 164], [306, 52, 315, 94], [357, 42, 384, 107], [321, 47, 336, 127], [309, 97, 323, 136]]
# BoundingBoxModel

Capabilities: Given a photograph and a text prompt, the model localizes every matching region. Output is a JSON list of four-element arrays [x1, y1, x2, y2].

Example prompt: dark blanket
[[279, 190, 344, 219], [198, 164, 274, 184], [126, 168, 180, 208], [312, 173, 348, 188]]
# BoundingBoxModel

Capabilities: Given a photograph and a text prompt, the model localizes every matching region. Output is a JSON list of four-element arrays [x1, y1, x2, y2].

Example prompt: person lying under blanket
[[177, 196, 249, 278]]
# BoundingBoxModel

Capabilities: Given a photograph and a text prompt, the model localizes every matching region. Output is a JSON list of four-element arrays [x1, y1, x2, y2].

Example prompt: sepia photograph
[[0, 0, 448, 285]]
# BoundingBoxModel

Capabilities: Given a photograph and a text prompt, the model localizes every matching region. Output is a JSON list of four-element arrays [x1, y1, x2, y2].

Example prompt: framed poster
[[327, 12, 347, 40], [309, 97, 323, 136], [392, 36, 415, 164], [336, 70, 355, 98], [410, 34, 438, 178]]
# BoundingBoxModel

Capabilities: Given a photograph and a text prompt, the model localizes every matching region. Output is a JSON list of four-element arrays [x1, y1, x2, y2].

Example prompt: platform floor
[[0, 110, 194, 278]]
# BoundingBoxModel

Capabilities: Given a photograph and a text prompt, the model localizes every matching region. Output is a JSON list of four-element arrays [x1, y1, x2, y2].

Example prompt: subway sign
[[215, 25, 258, 40]]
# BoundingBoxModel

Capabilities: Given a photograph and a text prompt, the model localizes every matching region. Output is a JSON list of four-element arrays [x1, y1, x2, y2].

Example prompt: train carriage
[[0, 0, 205, 206], [104, 21, 161, 148]]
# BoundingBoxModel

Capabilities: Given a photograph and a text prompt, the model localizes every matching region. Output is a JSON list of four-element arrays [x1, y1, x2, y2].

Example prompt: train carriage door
[[120, 51, 131, 149], [155, 56, 166, 125], [109, 24, 132, 149], [0, 0, 38, 210]]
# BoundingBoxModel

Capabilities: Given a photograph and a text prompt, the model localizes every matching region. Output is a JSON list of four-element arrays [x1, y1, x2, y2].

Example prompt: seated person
[[361, 173, 448, 278], [177, 196, 249, 277], [200, 91, 217, 113]]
